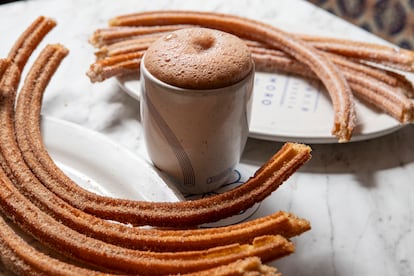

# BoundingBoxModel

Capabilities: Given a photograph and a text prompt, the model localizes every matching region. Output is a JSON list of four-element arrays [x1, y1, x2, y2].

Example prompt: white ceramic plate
[[41, 116, 184, 202], [41, 116, 258, 226], [118, 72, 405, 143]]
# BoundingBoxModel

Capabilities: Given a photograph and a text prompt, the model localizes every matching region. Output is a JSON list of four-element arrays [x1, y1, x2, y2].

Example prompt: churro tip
[[296, 217, 312, 232], [236, 257, 281, 276], [252, 235, 295, 254], [45, 16, 57, 27], [337, 137, 350, 143], [35, 15, 56, 24], [49, 43, 70, 54], [290, 142, 312, 153], [400, 102, 414, 123], [88, 32, 102, 47], [108, 18, 119, 27], [94, 48, 108, 60], [332, 123, 353, 143], [291, 143, 312, 162], [86, 64, 103, 83]]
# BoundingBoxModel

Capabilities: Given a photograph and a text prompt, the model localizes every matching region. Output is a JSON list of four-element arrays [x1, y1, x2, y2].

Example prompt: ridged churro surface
[[0, 15, 312, 275], [87, 11, 414, 142]]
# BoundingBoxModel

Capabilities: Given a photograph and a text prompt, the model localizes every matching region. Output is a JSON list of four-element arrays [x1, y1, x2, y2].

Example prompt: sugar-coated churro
[[0, 209, 281, 276], [90, 25, 414, 100], [92, 24, 414, 73], [0, 61, 20, 97], [87, 51, 144, 82], [251, 50, 414, 123], [338, 66, 413, 122], [9, 64, 314, 245], [108, 10, 356, 142], [5, 39, 310, 247], [94, 37, 414, 100], [7, 16, 56, 72], [9, 34, 311, 254], [0, 16, 312, 275], [0, 44, 297, 275], [298, 34, 414, 72], [14, 44, 312, 229], [87, 44, 413, 124], [0, 173, 293, 274], [16, 85, 311, 226], [91, 24, 414, 73], [0, 59, 11, 76], [88, 11, 414, 141], [183, 257, 282, 276], [0, 157, 294, 275], [0, 213, 104, 276], [11, 76, 314, 246], [90, 25, 194, 47], [94, 35, 160, 59], [250, 44, 414, 98]]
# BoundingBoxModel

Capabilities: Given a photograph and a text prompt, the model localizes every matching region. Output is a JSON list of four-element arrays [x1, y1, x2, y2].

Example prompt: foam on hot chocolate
[[144, 28, 253, 89]]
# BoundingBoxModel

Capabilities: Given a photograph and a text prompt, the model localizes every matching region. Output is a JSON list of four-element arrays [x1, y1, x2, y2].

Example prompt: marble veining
[[0, 0, 413, 275]]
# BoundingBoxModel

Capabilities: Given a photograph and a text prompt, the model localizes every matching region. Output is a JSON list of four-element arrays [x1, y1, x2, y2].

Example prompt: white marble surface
[[0, 0, 413, 275]]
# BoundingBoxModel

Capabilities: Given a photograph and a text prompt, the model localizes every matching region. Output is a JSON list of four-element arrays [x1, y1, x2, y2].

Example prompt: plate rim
[[41, 115, 184, 202], [117, 75, 405, 144]]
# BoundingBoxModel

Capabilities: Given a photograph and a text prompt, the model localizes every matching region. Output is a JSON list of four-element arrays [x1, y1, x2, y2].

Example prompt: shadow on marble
[[242, 125, 414, 174], [105, 85, 141, 124], [275, 250, 350, 276]]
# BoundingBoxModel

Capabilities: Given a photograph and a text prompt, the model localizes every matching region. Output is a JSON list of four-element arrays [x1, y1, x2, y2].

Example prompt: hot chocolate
[[140, 27, 254, 194], [143, 27, 253, 89]]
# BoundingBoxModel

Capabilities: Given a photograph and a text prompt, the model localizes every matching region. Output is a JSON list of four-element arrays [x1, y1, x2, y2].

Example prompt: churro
[[7, 16, 56, 72], [90, 25, 414, 100], [10, 35, 311, 253], [0, 158, 294, 274], [8, 62, 314, 244], [87, 44, 413, 123], [338, 66, 413, 122], [92, 36, 414, 100], [11, 76, 314, 247], [251, 50, 413, 123], [0, 16, 314, 275], [14, 42, 312, 228], [298, 34, 414, 72], [0, 213, 103, 276], [87, 50, 144, 82], [250, 45, 414, 98], [5, 39, 310, 245], [0, 44, 297, 275], [184, 257, 281, 276], [88, 11, 414, 141], [15, 82, 311, 227], [0, 210, 280, 275], [0, 61, 20, 97], [9, 86, 313, 248], [108, 10, 356, 142], [90, 25, 193, 47], [0, 59, 10, 76], [90, 24, 414, 73], [94, 35, 160, 59]]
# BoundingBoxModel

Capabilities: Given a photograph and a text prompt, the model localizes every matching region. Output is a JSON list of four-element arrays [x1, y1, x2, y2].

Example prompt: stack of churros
[[87, 10, 414, 142], [0, 16, 312, 275]]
